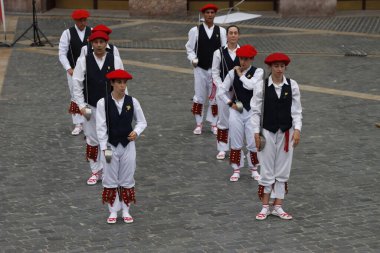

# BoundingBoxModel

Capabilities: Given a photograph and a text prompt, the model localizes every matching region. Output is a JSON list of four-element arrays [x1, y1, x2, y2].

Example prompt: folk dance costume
[[211, 45, 239, 159], [58, 9, 91, 135], [72, 31, 124, 185], [185, 4, 227, 135], [217, 45, 263, 182], [79, 24, 126, 94], [79, 24, 121, 58], [251, 53, 302, 220], [96, 70, 147, 224]]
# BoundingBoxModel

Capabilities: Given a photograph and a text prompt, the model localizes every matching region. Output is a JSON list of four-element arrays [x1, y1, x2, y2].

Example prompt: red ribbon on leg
[[284, 130, 290, 153]]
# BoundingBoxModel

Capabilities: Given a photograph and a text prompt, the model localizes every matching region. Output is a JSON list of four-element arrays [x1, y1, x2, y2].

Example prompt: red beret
[[71, 9, 90, 20], [236, 45, 258, 58], [92, 24, 112, 35], [200, 4, 218, 13], [89, 31, 109, 42], [264, 53, 291, 66], [106, 69, 133, 80]]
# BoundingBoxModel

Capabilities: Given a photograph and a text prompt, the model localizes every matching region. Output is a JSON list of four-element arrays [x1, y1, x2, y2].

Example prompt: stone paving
[[0, 10, 379, 253]]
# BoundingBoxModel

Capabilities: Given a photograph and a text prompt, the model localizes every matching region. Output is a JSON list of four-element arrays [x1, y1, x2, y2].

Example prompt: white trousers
[[102, 143, 136, 189], [216, 91, 232, 152], [229, 108, 258, 169], [193, 67, 217, 125], [258, 128, 294, 199], [82, 105, 101, 173], [66, 73, 84, 125]]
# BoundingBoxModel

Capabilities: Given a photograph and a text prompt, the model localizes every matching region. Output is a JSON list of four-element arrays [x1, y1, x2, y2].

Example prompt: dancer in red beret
[[252, 52, 302, 220], [185, 3, 227, 135], [72, 31, 124, 186], [79, 24, 121, 60], [59, 9, 91, 136], [96, 69, 147, 224], [212, 25, 241, 160], [217, 44, 264, 182]]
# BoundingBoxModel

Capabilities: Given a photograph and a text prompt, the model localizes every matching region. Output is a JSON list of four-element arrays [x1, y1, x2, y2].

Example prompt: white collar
[[74, 25, 86, 33], [202, 22, 214, 30], [224, 44, 239, 52], [111, 93, 125, 103], [268, 75, 289, 87]]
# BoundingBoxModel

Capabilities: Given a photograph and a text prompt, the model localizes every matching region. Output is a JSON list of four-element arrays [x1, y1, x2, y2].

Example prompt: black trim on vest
[[232, 66, 257, 111], [83, 53, 115, 107], [220, 47, 240, 81], [263, 78, 293, 133], [67, 26, 91, 69], [196, 24, 221, 70], [105, 95, 134, 147]]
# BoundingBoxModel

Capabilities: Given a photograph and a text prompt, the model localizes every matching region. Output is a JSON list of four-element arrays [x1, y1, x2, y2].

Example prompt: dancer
[[252, 53, 302, 220]]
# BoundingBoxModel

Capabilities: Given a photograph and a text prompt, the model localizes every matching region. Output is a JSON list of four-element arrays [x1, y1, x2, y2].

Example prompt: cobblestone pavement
[[0, 10, 379, 253]]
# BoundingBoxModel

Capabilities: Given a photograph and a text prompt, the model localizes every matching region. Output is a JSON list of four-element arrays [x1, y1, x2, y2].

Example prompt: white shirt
[[185, 23, 227, 62], [58, 25, 89, 71], [96, 95, 147, 151], [211, 44, 239, 88], [217, 66, 264, 105], [72, 52, 124, 109], [251, 75, 303, 133], [79, 44, 121, 58]]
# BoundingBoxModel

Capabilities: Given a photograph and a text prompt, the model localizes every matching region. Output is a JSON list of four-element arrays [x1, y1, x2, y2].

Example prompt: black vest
[[88, 44, 115, 55], [196, 24, 221, 70], [219, 47, 240, 81], [232, 66, 257, 111], [67, 26, 91, 68], [83, 53, 115, 107], [105, 95, 134, 147], [263, 78, 293, 133]]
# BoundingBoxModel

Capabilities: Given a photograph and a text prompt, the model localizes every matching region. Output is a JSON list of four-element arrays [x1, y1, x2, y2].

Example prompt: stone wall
[[129, 0, 187, 17], [4, 0, 48, 13], [279, 0, 337, 17]]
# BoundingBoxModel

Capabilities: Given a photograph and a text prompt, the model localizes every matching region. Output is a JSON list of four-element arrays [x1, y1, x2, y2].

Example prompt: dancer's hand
[[254, 133, 261, 150], [67, 68, 74, 76], [292, 129, 300, 147], [128, 131, 137, 141]]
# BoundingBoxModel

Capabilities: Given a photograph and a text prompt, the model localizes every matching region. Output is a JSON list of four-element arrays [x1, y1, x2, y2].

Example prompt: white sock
[[260, 204, 269, 214], [122, 202, 131, 217], [274, 205, 285, 215]]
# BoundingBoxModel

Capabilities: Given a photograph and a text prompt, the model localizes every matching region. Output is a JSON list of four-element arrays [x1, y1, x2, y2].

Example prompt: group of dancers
[[186, 4, 302, 220], [59, 9, 146, 224], [59, 3, 303, 223]]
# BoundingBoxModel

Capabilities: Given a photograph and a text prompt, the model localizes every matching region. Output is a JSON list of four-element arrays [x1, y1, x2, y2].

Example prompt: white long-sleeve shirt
[[79, 44, 121, 58], [251, 75, 303, 134], [185, 23, 227, 63], [211, 45, 239, 88], [217, 66, 264, 105], [58, 25, 89, 71], [96, 95, 147, 151], [72, 52, 124, 110]]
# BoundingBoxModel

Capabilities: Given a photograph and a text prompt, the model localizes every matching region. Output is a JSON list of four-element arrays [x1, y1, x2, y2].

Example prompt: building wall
[[4, 0, 48, 12], [129, 0, 187, 16], [279, 0, 337, 17], [3, 0, 379, 14]]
